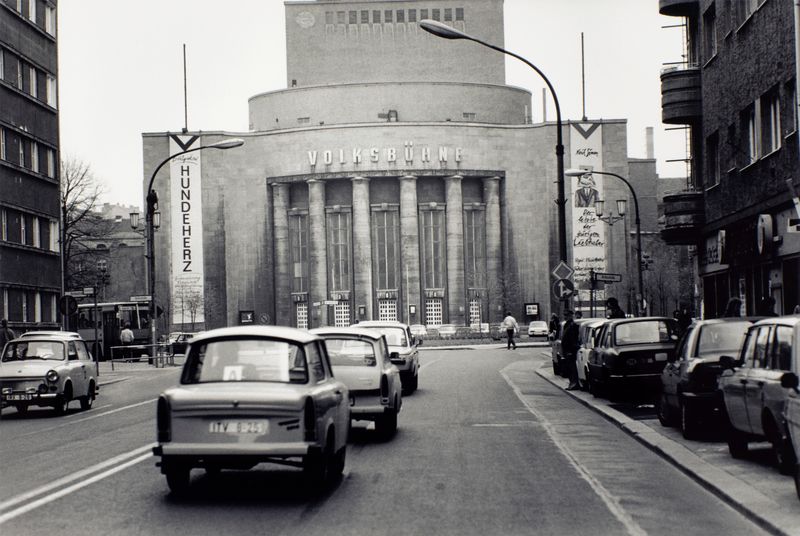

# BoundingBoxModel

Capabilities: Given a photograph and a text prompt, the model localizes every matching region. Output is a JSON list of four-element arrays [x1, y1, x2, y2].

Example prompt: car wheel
[[165, 465, 191, 495], [680, 401, 699, 440], [657, 394, 674, 427], [794, 464, 800, 501], [727, 426, 749, 459], [330, 446, 346, 480], [80, 382, 95, 411], [377, 408, 398, 439], [54, 385, 72, 416], [304, 437, 333, 488], [769, 429, 797, 475]]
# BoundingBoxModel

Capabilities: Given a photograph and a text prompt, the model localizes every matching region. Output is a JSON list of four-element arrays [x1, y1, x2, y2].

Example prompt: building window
[[706, 132, 720, 188], [296, 303, 308, 330], [0, 128, 5, 160], [408, 9, 417, 22], [742, 104, 759, 165], [29, 0, 36, 23], [45, 4, 55, 35], [420, 208, 446, 289], [19, 137, 26, 168], [334, 302, 350, 327], [425, 298, 443, 327], [384, 10, 393, 23], [326, 210, 352, 293], [20, 213, 27, 244], [462, 112, 476, 120], [469, 299, 481, 326], [17, 59, 24, 90], [16, 0, 22, 14], [463, 209, 486, 289], [456, 8, 464, 21], [378, 299, 398, 322], [297, 117, 310, 124], [325, 11, 333, 24], [371, 208, 399, 292], [432, 9, 440, 21], [46, 148, 55, 178], [1, 209, 6, 240], [46, 75, 57, 107], [360, 10, 368, 23], [32, 216, 40, 247], [761, 88, 781, 154], [420, 9, 428, 20], [50, 220, 58, 251], [396, 10, 405, 23], [703, 5, 716, 60], [337, 11, 345, 24], [372, 10, 381, 23], [444, 8, 452, 21], [0, 49, 4, 82], [348, 11, 356, 24], [29, 66, 37, 98], [786, 80, 797, 134], [289, 214, 308, 293], [31, 140, 38, 172]]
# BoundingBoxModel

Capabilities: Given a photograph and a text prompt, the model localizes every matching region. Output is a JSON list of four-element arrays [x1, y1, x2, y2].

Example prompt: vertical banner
[[569, 123, 606, 306], [169, 135, 205, 325]]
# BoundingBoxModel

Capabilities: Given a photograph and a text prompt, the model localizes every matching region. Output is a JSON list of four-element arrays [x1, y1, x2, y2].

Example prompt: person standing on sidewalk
[[561, 310, 580, 390], [502, 311, 519, 350], [120, 323, 134, 360], [1, 319, 16, 349]]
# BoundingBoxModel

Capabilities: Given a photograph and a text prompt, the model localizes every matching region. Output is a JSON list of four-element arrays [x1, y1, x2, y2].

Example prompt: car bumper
[[2, 393, 59, 405], [154, 441, 314, 457]]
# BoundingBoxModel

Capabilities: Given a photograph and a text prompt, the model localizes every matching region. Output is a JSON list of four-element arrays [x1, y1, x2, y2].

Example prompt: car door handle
[[740, 379, 748, 385]]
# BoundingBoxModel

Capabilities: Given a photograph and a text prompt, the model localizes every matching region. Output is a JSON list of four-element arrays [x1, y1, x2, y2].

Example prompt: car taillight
[[156, 396, 171, 442], [304, 398, 316, 442]]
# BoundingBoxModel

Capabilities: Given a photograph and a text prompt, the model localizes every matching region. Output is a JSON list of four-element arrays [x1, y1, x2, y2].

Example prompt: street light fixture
[[134, 138, 245, 357], [419, 18, 569, 300], [566, 168, 644, 316], [594, 199, 627, 226]]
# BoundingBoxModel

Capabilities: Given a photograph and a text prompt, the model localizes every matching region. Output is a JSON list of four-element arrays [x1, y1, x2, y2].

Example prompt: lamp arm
[[145, 145, 208, 208]]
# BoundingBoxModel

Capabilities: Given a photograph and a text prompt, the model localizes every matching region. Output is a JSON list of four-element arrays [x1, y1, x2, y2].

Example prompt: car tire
[[54, 385, 72, 416], [680, 400, 699, 440], [657, 394, 674, 427], [16, 405, 28, 415], [727, 426, 749, 459], [768, 428, 797, 475], [377, 408, 398, 439], [330, 446, 346, 480], [403, 373, 418, 395], [794, 464, 800, 501], [80, 382, 95, 411], [165, 465, 191, 495], [304, 434, 335, 488]]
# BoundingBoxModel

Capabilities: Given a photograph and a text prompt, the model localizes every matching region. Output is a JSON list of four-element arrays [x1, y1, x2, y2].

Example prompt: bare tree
[[60, 156, 111, 290]]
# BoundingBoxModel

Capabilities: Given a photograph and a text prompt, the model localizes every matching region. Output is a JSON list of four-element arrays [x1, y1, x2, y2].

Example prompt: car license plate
[[654, 353, 668, 362], [5, 394, 32, 401], [208, 420, 268, 435]]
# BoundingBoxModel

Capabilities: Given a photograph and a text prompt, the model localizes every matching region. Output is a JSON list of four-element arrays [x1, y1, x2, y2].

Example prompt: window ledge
[[702, 53, 717, 69], [704, 182, 720, 193]]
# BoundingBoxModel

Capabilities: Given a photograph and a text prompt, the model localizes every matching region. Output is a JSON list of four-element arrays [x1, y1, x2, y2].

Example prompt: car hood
[[0, 361, 63, 378], [163, 383, 316, 411], [332, 366, 380, 390]]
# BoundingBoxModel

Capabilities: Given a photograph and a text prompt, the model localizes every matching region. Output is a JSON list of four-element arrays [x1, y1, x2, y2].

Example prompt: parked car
[[576, 319, 607, 390], [659, 317, 758, 439], [352, 321, 420, 394], [550, 320, 568, 376], [410, 324, 428, 339], [18, 331, 82, 340], [527, 321, 549, 339], [152, 326, 350, 494], [719, 316, 798, 473], [168, 332, 199, 356], [586, 317, 680, 398], [312, 327, 402, 438], [0, 335, 98, 415], [437, 324, 457, 339]]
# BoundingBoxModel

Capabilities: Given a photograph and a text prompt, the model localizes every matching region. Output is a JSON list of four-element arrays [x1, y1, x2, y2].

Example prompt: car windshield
[[183, 338, 308, 384], [325, 338, 376, 367], [368, 327, 407, 346], [696, 322, 751, 355], [2, 341, 65, 362], [614, 321, 675, 346]]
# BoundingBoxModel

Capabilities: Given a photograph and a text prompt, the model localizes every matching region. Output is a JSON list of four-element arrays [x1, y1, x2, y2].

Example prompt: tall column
[[308, 179, 328, 327], [272, 183, 292, 326], [399, 175, 421, 325], [483, 176, 502, 322], [445, 175, 465, 325], [351, 176, 373, 321]]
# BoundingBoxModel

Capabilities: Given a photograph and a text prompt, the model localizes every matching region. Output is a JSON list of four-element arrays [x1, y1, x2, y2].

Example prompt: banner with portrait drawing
[[569, 123, 606, 306], [169, 135, 205, 325]]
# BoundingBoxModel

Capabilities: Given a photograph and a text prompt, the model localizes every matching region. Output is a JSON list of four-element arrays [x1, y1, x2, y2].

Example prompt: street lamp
[[566, 168, 644, 316], [419, 19, 569, 296], [133, 138, 244, 357], [594, 199, 627, 226]]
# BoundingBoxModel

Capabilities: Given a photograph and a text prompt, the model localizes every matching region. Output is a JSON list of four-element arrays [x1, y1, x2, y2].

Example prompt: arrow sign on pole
[[552, 278, 575, 300]]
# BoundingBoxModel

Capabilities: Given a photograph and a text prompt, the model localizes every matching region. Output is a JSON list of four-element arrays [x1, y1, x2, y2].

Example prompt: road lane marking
[[16, 399, 157, 439], [500, 367, 647, 536], [0, 452, 153, 525], [0, 443, 156, 518], [420, 358, 440, 370]]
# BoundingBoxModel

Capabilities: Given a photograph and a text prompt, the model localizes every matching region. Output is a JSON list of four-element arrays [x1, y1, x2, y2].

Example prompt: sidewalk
[[96, 358, 182, 387], [534, 349, 800, 536]]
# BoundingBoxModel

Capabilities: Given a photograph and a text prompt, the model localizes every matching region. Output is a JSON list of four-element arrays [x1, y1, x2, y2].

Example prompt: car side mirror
[[390, 351, 400, 360], [781, 372, 799, 391], [719, 355, 736, 370]]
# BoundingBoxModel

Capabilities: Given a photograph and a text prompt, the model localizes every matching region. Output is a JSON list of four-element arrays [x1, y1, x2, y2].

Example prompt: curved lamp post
[[566, 168, 643, 316], [133, 138, 244, 357], [419, 19, 568, 291]]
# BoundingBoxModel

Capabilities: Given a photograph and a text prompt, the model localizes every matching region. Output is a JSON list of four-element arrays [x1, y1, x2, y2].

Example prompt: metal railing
[[107, 343, 181, 370]]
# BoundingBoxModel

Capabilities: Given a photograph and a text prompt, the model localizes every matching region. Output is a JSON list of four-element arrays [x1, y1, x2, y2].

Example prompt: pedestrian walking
[[723, 297, 742, 318], [606, 297, 626, 319], [1, 319, 17, 349], [548, 313, 560, 341], [120, 322, 135, 360], [561, 310, 580, 390], [502, 311, 519, 350]]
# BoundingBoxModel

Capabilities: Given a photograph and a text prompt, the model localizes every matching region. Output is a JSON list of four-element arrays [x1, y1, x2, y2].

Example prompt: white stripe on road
[[0, 443, 156, 519], [419, 358, 440, 370], [16, 399, 157, 439], [500, 367, 647, 536]]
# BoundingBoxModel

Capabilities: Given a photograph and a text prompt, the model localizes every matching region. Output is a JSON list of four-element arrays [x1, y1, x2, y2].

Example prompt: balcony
[[661, 66, 702, 125], [661, 190, 705, 245], [659, 0, 699, 17]]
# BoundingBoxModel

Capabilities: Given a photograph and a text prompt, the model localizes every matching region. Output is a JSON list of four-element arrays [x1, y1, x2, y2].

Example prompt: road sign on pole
[[552, 278, 575, 300], [591, 272, 623, 283], [551, 261, 574, 281]]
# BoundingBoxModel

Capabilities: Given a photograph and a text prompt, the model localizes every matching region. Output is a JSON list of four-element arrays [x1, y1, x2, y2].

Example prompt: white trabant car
[[312, 327, 402, 438], [353, 321, 420, 394], [152, 326, 350, 494], [576, 319, 607, 390], [0, 335, 98, 415]]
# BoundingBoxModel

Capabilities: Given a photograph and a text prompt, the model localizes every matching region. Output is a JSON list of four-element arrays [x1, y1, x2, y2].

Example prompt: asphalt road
[[0, 347, 770, 535]]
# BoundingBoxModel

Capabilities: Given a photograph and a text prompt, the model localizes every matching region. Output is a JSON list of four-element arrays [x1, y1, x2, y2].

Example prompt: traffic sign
[[58, 295, 78, 315], [83, 287, 95, 295], [64, 290, 85, 297], [553, 278, 575, 300], [592, 272, 623, 283], [130, 295, 152, 303], [551, 261, 574, 281]]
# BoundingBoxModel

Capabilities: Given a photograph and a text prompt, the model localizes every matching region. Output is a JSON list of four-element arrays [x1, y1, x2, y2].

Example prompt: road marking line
[[16, 399, 157, 438], [420, 358, 440, 370], [0, 452, 153, 525], [0, 443, 156, 516], [500, 367, 647, 536]]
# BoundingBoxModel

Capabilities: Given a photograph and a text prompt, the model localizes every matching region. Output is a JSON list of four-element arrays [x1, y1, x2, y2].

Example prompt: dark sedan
[[587, 317, 680, 398], [658, 317, 759, 439]]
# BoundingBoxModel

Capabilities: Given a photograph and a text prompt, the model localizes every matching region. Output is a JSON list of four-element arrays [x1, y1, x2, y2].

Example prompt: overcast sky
[[58, 0, 685, 209]]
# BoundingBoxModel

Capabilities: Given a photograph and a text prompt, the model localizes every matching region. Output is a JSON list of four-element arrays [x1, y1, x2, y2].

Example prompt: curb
[[534, 364, 795, 536]]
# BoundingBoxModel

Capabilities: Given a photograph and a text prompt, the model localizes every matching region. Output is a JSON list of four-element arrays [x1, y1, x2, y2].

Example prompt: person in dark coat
[[0, 319, 16, 349], [561, 310, 580, 390], [606, 297, 626, 319], [756, 296, 778, 317], [548, 313, 560, 341], [723, 297, 742, 318]]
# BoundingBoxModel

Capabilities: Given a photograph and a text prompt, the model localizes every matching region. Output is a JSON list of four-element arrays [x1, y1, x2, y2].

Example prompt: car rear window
[[367, 327, 407, 346], [2, 341, 65, 361], [325, 338, 376, 367], [614, 321, 675, 346], [696, 322, 751, 355], [183, 338, 307, 384]]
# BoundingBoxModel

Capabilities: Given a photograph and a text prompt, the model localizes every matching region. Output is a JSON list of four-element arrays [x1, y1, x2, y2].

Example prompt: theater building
[[143, 0, 640, 332]]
